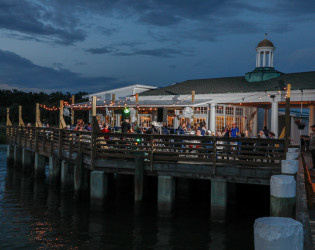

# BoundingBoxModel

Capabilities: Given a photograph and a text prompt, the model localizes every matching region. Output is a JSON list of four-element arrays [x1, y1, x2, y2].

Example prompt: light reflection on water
[[0, 144, 264, 249]]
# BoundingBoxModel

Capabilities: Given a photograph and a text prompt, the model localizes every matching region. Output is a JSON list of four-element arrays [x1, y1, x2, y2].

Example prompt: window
[[138, 114, 151, 127], [216, 106, 224, 114], [236, 108, 243, 116], [216, 116, 225, 132], [225, 106, 234, 115], [194, 106, 208, 114]]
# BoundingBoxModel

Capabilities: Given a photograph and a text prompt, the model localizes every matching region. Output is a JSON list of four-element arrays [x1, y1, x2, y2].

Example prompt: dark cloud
[[117, 48, 191, 58], [85, 46, 117, 54], [86, 44, 192, 58], [0, 50, 129, 93], [0, 0, 86, 45], [2, 0, 314, 46]]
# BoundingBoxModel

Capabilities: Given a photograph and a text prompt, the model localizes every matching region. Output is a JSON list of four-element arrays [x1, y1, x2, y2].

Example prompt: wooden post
[[212, 137, 217, 175], [18, 106, 25, 126], [191, 91, 195, 103], [92, 96, 97, 117], [158, 176, 175, 217], [90, 96, 100, 170], [135, 157, 144, 201], [58, 129, 62, 158], [35, 127, 39, 152], [135, 93, 139, 104], [211, 179, 228, 222], [284, 84, 291, 152], [112, 93, 115, 102], [59, 100, 66, 129], [6, 108, 12, 126], [36, 103, 42, 127], [150, 134, 154, 170], [270, 175, 296, 218], [71, 95, 75, 126]]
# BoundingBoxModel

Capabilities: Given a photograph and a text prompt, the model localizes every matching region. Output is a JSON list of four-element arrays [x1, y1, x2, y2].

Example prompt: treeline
[[0, 89, 89, 126]]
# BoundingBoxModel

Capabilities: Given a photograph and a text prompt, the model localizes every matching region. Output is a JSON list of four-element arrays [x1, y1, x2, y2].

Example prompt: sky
[[0, 0, 314, 94]]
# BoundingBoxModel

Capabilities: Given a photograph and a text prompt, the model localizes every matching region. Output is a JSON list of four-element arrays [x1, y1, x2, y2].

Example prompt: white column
[[258, 52, 261, 67], [174, 110, 180, 129], [268, 51, 271, 67], [309, 105, 315, 135], [256, 52, 259, 67], [271, 101, 279, 138], [210, 103, 216, 133], [262, 51, 266, 67]]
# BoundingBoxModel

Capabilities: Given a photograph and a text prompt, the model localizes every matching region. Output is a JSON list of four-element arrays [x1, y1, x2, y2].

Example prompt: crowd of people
[[69, 119, 277, 140]]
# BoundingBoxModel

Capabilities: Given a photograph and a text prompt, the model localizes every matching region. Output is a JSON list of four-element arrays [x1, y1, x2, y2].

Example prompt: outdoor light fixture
[[123, 107, 130, 114]]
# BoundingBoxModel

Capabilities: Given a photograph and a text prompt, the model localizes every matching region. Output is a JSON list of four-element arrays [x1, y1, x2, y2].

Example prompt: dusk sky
[[0, 0, 314, 94]]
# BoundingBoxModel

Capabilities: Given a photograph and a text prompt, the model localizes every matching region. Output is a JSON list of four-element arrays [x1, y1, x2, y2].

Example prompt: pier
[[6, 123, 286, 221]]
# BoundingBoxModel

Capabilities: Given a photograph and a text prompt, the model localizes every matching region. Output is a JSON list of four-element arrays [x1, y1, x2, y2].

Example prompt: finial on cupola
[[265, 33, 267, 39]]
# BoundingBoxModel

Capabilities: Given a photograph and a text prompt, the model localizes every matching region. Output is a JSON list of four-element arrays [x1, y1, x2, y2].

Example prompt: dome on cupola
[[257, 38, 274, 48]]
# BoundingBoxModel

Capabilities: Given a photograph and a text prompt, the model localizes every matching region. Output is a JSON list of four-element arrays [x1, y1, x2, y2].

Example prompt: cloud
[[85, 46, 117, 54], [116, 48, 192, 58], [2, 0, 314, 47], [0, 0, 86, 45], [0, 49, 130, 93], [85, 44, 192, 58]]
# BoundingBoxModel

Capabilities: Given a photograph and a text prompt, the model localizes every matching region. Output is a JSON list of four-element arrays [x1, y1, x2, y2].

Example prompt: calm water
[[0, 144, 269, 249]]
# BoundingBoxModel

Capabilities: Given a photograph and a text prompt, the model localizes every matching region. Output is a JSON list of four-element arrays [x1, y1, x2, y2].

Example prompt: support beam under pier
[[61, 160, 74, 192], [134, 157, 144, 201], [22, 148, 33, 173], [34, 152, 46, 178], [211, 179, 228, 222], [90, 170, 108, 208], [48, 156, 61, 185], [14, 145, 22, 167], [74, 153, 90, 199], [7, 145, 14, 166], [158, 176, 175, 217]]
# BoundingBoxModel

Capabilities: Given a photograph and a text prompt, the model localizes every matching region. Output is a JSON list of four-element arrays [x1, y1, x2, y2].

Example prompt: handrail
[[6, 126, 286, 168]]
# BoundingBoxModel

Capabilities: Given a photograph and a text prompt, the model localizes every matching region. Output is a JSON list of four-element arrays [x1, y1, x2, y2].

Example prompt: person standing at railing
[[121, 119, 131, 134], [230, 123, 239, 158], [310, 124, 315, 168]]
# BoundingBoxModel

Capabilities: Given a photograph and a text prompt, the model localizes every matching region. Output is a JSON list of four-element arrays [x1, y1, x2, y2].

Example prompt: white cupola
[[256, 33, 275, 68]]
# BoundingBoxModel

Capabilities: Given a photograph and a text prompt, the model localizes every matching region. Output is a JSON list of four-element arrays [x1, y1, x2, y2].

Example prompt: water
[[0, 145, 269, 249]]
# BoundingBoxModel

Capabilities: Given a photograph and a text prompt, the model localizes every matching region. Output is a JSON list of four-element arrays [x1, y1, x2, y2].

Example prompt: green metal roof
[[140, 71, 315, 96]]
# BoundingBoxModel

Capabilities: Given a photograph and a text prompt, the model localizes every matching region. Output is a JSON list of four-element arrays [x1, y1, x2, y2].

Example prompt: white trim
[[83, 84, 157, 98]]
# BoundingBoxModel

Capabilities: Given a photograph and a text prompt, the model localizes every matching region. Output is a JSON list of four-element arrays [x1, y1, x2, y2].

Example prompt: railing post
[[78, 131, 82, 152], [30, 127, 33, 150], [69, 132, 73, 161], [213, 137, 217, 175], [58, 129, 63, 158], [90, 131, 96, 170], [150, 134, 154, 171], [35, 127, 39, 152], [42, 128, 46, 152], [50, 129, 54, 155], [14, 126, 17, 146], [24, 127, 27, 148]]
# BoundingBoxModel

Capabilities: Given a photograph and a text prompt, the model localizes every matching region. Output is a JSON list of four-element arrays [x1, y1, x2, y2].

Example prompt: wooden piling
[[135, 157, 144, 201], [158, 176, 175, 217], [270, 175, 296, 218]]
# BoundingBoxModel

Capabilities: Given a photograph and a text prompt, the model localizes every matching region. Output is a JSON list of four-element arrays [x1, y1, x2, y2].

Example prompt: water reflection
[[0, 145, 258, 249]]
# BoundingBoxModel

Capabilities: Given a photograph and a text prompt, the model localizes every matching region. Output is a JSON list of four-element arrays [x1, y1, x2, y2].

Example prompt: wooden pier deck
[[6, 125, 287, 185]]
